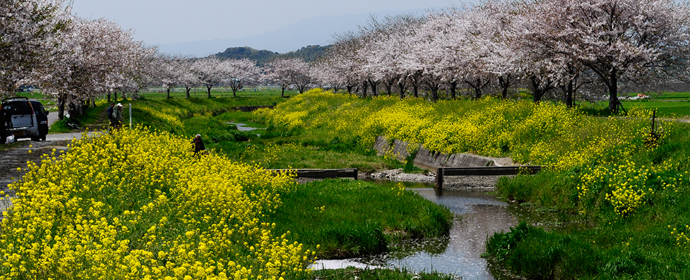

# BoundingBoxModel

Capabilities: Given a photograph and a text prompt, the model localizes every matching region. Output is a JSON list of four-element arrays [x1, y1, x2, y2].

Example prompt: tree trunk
[[448, 81, 457, 99], [107, 93, 111, 103], [564, 80, 574, 108], [58, 94, 66, 120], [346, 85, 354, 94], [114, 92, 118, 102], [385, 80, 394, 96], [186, 87, 191, 98], [207, 85, 212, 98], [80, 101, 87, 116], [608, 69, 618, 112], [530, 76, 553, 103], [499, 75, 511, 99], [431, 86, 438, 103], [409, 75, 421, 98], [232, 89, 237, 97], [398, 79, 407, 99], [361, 81, 368, 98], [368, 80, 379, 96], [166, 88, 171, 99], [426, 81, 439, 103], [281, 86, 285, 98]]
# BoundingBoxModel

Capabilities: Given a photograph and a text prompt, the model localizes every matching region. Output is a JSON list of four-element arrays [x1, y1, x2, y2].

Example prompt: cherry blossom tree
[[192, 56, 224, 98], [365, 14, 425, 98], [318, 0, 690, 107], [0, 0, 70, 97], [154, 54, 185, 99], [321, 33, 362, 94], [38, 17, 151, 119], [407, 15, 444, 102], [265, 58, 310, 97], [221, 58, 260, 97], [523, 0, 690, 111], [178, 59, 199, 99]]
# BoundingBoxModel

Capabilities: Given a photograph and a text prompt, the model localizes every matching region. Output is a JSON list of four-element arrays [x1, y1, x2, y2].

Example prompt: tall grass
[[266, 179, 453, 259]]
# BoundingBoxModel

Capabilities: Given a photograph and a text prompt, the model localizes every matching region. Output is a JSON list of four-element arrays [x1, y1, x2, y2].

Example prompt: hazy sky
[[71, 0, 460, 46]]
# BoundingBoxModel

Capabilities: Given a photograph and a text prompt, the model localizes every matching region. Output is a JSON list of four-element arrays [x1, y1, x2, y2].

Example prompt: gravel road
[[0, 132, 98, 219]]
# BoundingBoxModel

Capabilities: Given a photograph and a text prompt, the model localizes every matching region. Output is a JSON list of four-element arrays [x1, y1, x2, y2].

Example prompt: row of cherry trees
[[1, 0, 159, 119], [2, 0, 316, 115], [6, 0, 689, 117], [315, 0, 690, 110], [152, 56, 315, 99]]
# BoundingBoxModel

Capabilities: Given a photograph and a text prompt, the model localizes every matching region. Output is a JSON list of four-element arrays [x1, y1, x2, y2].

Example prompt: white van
[[1, 97, 49, 143]]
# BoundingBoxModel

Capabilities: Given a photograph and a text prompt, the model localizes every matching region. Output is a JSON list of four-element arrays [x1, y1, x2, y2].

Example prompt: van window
[[31, 101, 46, 116], [9, 101, 33, 115]]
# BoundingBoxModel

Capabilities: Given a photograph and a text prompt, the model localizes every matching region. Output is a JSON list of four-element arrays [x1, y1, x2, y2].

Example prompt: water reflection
[[314, 180, 570, 278], [231, 123, 257, 132], [363, 188, 518, 279]]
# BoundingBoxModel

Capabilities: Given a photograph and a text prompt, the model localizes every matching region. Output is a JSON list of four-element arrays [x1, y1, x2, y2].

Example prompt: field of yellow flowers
[[258, 89, 690, 278], [1, 128, 315, 279]]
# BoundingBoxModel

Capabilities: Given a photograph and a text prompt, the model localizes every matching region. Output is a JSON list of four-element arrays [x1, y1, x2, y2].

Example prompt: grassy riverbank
[[267, 179, 453, 259], [120, 94, 407, 171], [257, 89, 690, 279]]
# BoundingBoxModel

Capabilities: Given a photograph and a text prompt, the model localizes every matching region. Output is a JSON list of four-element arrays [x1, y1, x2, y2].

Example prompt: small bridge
[[268, 168, 358, 180], [436, 166, 542, 188]]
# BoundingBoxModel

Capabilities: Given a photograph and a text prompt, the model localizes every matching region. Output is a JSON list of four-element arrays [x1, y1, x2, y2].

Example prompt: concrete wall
[[373, 136, 412, 161], [373, 136, 495, 170]]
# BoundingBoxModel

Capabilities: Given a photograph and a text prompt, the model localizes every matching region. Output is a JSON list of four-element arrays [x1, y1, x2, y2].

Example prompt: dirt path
[[0, 131, 99, 218], [0, 140, 70, 218], [0, 141, 70, 193]]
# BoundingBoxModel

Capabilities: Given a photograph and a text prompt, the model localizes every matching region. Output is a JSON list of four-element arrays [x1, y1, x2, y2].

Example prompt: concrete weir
[[373, 136, 498, 170]]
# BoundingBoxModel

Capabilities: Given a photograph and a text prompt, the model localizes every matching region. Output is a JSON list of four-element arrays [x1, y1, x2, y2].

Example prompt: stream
[[311, 180, 561, 279]]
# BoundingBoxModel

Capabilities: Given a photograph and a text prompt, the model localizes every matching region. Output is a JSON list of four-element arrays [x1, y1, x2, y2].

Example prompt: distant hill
[[214, 45, 330, 66]]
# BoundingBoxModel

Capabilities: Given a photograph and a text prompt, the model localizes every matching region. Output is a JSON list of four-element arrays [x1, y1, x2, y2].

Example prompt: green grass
[[266, 179, 453, 259], [114, 93, 408, 171], [621, 100, 690, 118], [484, 121, 690, 279], [15, 91, 57, 111], [651, 92, 690, 100], [579, 92, 690, 118]]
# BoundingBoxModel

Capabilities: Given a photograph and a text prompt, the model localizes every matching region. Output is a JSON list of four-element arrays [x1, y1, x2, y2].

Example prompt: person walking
[[113, 103, 124, 130], [192, 134, 206, 157]]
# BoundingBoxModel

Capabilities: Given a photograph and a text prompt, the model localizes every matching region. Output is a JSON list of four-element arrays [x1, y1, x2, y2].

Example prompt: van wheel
[[31, 136, 41, 141], [41, 134, 46, 141]]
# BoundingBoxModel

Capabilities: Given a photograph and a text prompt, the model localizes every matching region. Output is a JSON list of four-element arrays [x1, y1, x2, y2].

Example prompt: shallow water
[[312, 181, 522, 279], [371, 188, 516, 279], [230, 122, 257, 132]]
